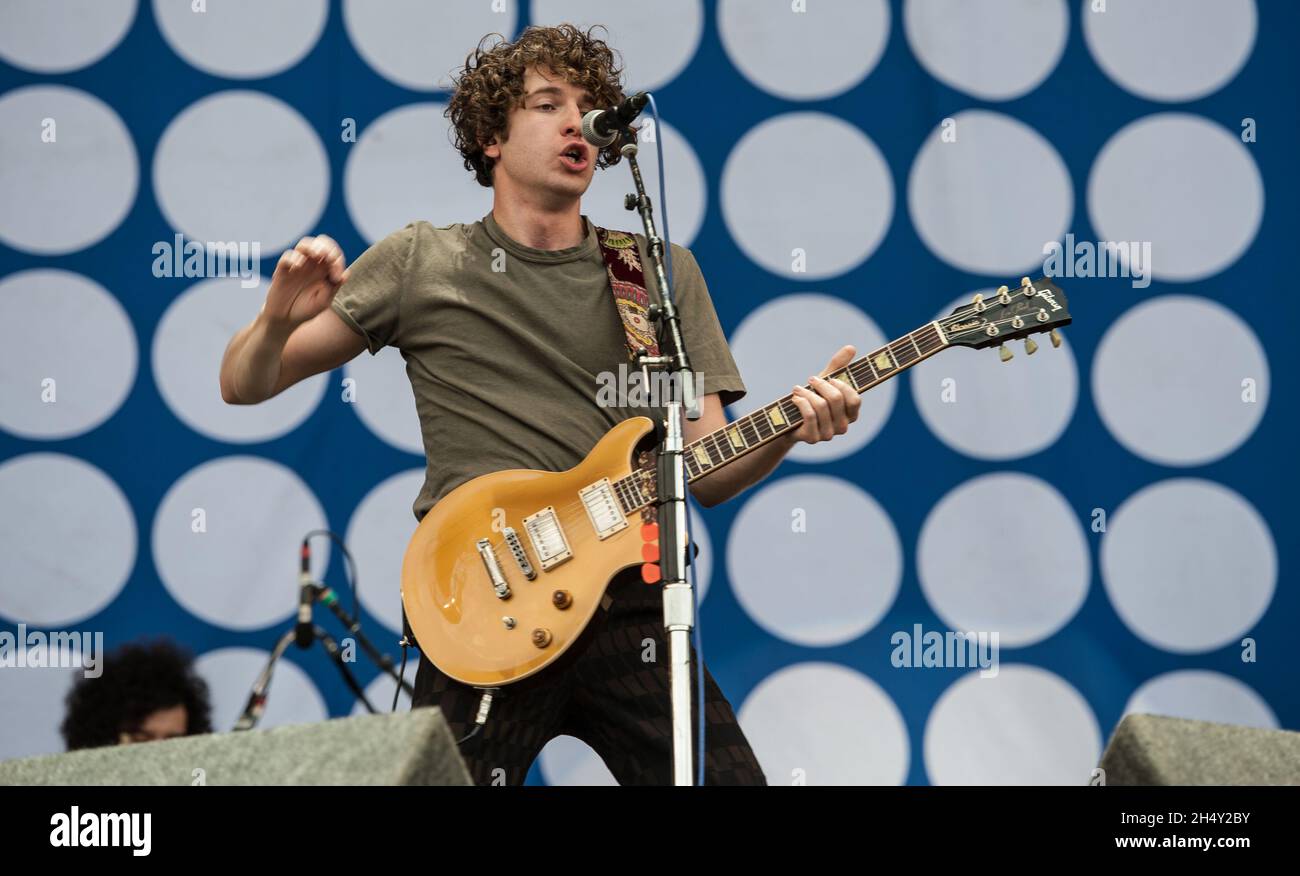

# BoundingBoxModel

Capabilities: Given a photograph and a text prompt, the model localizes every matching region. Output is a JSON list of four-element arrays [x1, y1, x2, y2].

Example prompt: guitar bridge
[[501, 527, 536, 580], [522, 506, 572, 571], [579, 478, 628, 540]]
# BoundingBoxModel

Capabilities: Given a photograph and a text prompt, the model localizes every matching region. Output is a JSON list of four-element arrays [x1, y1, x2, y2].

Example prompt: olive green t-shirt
[[331, 211, 748, 522]]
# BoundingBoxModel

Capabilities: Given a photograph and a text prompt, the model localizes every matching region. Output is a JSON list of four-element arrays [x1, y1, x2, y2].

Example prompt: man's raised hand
[[263, 235, 350, 329]]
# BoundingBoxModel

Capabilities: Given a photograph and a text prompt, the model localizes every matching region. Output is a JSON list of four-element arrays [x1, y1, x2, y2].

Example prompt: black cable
[[302, 528, 359, 623]]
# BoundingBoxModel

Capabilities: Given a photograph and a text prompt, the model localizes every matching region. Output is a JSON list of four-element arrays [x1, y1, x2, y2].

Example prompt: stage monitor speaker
[[1098, 714, 1300, 786], [0, 707, 472, 786]]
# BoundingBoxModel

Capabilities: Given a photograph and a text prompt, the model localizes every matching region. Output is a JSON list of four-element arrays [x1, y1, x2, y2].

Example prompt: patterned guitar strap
[[594, 226, 661, 361]]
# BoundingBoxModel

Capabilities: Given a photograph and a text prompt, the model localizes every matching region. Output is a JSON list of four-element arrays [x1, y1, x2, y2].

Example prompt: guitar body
[[401, 416, 655, 688]]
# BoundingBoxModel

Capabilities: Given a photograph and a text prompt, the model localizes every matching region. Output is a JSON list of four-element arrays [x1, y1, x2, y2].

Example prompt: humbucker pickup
[[578, 478, 628, 540], [522, 506, 572, 571]]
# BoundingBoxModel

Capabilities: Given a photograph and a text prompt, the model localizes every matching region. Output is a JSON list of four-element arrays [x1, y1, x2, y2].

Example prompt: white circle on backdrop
[[739, 662, 909, 785], [918, 472, 1089, 648], [583, 118, 707, 246], [0, 270, 137, 440], [1102, 479, 1275, 655], [344, 0, 518, 91], [350, 672, 412, 717], [1092, 296, 1268, 466], [0, 454, 136, 626], [0, 0, 136, 73], [925, 664, 1101, 785], [153, 277, 328, 443], [345, 346, 423, 454], [1124, 670, 1277, 730], [728, 294, 893, 463], [723, 113, 893, 280], [538, 735, 619, 786], [197, 647, 328, 732], [344, 103, 493, 245], [531, 0, 704, 92], [718, 0, 889, 100], [0, 86, 138, 255], [1083, 0, 1256, 102], [344, 469, 425, 636], [154, 91, 329, 254], [1088, 114, 1263, 283], [904, 0, 1068, 100], [910, 290, 1077, 460], [153, 457, 330, 631], [909, 110, 1072, 276], [153, 0, 327, 79], [0, 646, 85, 760], [728, 475, 901, 647]]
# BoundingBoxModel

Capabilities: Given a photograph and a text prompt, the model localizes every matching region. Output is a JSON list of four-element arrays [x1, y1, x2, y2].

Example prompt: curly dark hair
[[446, 23, 629, 187], [60, 638, 213, 751]]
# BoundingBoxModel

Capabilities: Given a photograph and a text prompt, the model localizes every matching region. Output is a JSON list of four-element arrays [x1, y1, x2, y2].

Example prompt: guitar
[[401, 277, 1073, 687]]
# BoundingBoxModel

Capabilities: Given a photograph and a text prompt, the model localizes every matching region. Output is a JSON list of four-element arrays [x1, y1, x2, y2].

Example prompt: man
[[61, 638, 213, 750], [219, 24, 860, 785]]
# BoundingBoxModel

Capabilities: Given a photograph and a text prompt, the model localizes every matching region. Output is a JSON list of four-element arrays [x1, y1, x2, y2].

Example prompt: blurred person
[[61, 638, 213, 750]]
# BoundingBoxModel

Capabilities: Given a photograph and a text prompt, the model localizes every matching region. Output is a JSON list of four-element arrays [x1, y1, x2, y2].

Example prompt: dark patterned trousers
[[411, 566, 767, 786]]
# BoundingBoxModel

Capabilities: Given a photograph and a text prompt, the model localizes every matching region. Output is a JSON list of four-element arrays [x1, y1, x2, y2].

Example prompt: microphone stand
[[233, 581, 416, 731], [617, 128, 700, 786]]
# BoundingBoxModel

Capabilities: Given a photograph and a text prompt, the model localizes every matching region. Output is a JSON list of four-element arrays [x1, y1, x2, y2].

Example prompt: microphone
[[581, 92, 649, 148], [295, 539, 314, 649]]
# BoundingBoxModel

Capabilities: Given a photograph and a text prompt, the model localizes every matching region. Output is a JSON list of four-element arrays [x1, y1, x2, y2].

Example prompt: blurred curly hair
[[60, 637, 213, 751], [446, 24, 628, 188]]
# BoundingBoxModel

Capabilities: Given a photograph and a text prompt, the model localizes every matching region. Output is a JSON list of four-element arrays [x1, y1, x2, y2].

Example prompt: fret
[[726, 423, 747, 451], [683, 455, 700, 481], [890, 337, 916, 368], [711, 431, 734, 463], [909, 331, 924, 358], [863, 354, 883, 383], [751, 410, 775, 442]]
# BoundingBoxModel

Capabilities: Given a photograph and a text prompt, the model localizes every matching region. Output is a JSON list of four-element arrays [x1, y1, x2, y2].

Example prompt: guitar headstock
[[939, 277, 1072, 359]]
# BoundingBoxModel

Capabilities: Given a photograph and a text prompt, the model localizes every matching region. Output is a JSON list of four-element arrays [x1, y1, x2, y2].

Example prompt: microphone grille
[[581, 109, 617, 148]]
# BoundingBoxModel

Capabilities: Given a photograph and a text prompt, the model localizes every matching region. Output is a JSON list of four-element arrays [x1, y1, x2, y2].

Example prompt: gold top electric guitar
[[401, 277, 1073, 687]]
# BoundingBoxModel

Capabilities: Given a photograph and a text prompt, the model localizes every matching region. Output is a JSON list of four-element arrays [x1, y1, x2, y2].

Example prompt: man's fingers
[[793, 385, 833, 441], [277, 250, 304, 272], [821, 344, 856, 377], [809, 375, 848, 434]]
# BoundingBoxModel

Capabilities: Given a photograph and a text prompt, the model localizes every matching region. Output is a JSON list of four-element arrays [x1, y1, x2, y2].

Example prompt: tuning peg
[[1050, 329, 1062, 348], [999, 344, 1013, 362], [1021, 276, 1032, 287], [1024, 337, 1038, 355]]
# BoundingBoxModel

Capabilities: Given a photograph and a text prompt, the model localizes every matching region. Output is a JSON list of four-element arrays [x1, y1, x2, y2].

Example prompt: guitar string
[[473, 309, 1060, 562]]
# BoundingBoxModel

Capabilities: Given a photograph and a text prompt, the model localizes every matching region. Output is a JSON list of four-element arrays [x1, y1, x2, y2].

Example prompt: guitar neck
[[682, 320, 949, 482], [610, 320, 951, 514]]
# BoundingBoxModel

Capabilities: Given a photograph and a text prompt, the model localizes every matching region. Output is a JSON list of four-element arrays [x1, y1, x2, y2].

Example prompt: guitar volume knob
[[531, 628, 553, 648], [552, 590, 572, 610]]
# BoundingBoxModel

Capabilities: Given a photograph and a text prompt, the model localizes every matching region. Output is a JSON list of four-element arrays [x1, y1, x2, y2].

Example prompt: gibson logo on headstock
[[1037, 288, 1063, 312], [950, 320, 983, 332]]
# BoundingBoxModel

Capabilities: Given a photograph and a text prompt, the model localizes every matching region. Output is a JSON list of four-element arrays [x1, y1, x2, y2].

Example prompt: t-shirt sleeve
[[662, 243, 747, 408], [330, 222, 419, 354]]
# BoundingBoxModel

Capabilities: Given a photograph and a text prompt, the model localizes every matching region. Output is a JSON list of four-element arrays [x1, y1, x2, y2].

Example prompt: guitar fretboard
[[610, 321, 948, 513]]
